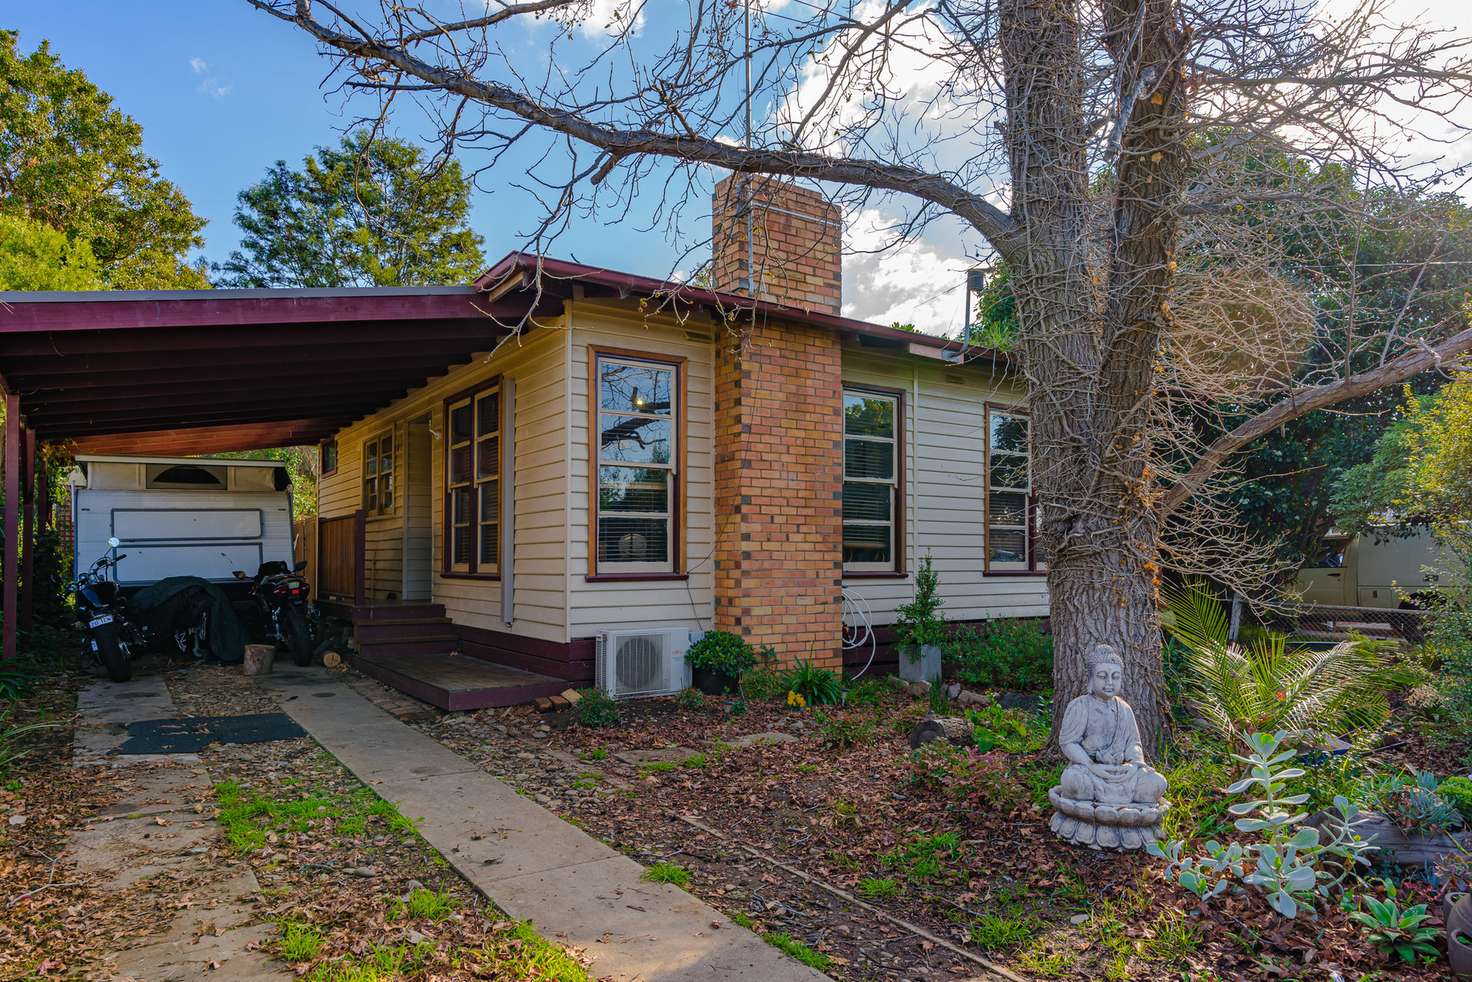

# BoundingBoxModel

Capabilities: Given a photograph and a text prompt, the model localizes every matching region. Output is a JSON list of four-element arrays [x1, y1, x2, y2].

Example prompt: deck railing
[[317, 510, 366, 604]]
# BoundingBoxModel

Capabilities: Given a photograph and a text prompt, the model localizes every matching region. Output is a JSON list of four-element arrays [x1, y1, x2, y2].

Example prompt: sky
[[10, 1, 1472, 334]]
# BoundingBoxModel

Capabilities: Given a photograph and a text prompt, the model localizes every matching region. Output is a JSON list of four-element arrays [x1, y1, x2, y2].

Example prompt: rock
[[1306, 809, 1472, 867], [347, 866, 377, 878], [549, 695, 570, 709], [908, 715, 973, 750], [1069, 914, 1090, 925], [545, 708, 578, 730], [614, 747, 693, 765], [905, 680, 931, 698], [242, 644, 275, 677], [998, 691, 1045, 713], [561, 689, 583, 704], [957, 689, 989, 707], [406, 929, 428, 945], [944, 682, 962, 699], [7, 814, 24, 827], [533, 697, 555, 713], [729, 732, 798, 749]]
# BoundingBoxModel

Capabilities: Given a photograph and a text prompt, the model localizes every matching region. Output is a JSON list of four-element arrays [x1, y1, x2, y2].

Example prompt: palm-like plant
[[1162, 581, 1413, 741]]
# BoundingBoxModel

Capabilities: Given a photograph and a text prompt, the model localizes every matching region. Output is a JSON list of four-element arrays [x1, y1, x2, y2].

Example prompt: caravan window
[[145, 464, 227, 490]]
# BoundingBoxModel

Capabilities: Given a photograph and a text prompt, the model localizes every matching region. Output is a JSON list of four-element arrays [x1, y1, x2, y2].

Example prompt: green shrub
[[739, 666, 788, 702], [895, 554, 946, 650], [943, 619, 1053, 690], [1163, 580, 1414, 740], [575, 689, 621, 728], [1349, 881, 1441, 964], [1437, 775, 1472, 821], [685, 630, 758, 679], [786, 659, 842, 706], [674, 687, 705, 711], [844, 675, 904, 707], [966, 703, 1048, 753], [814, 710, 874, 748]]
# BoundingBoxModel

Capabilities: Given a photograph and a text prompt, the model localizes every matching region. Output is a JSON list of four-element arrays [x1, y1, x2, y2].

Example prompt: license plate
[[88, 614, 113, 628]]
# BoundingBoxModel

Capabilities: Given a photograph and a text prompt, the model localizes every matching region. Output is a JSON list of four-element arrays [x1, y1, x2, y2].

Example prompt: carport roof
[[0, 252, 995, 456]]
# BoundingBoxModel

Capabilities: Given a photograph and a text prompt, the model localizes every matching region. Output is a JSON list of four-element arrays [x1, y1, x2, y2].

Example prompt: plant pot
[[898, 644, 942, 684], [691, 666, 739, 696], [1449, 892, 1472, 979]]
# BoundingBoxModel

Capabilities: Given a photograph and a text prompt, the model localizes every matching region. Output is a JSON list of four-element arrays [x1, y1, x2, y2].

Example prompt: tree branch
[[244, 0, 1025, 259], [1159, 325, 1472, 516]]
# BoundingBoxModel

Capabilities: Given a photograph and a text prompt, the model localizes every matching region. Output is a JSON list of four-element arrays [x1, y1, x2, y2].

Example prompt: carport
[[0, 282, 556, 662]]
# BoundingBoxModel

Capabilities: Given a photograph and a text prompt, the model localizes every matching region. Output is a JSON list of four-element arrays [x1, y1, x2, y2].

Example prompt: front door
[[401, 416, 434, 601]]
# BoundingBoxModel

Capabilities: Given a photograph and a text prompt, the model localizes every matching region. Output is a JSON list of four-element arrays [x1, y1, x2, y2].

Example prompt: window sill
[[585, 573, 689, 583], [441, 571, 501, 582], [983, 569, 1049, 578], [843, 571, 908, 580]]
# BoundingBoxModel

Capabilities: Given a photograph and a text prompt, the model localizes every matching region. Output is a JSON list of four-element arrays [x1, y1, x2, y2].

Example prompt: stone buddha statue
[[1048, 644, 1169, 851]]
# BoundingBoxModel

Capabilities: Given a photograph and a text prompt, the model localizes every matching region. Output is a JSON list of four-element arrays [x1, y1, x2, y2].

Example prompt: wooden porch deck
[[349, 649, 568, 712], [319, 597, 569, 711]]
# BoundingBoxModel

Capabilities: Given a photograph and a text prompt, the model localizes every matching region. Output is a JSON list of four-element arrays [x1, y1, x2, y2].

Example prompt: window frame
[[362, 429, 395, 517], [320, 439, 338, 477], [586, 346, 687, 581], [983, 402, 1045, 576], [442, 377, 503, 580], [841, 383, 907, 578]]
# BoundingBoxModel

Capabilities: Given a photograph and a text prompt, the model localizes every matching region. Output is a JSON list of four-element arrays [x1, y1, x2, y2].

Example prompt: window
[[590, 350, 682, 576], [145, 463, 226, 490], [984, 405, 1043, 573], [321, 439, 338, 476], [363, 431, 394, 516], [843, 388, 903, 573], [445, 382, 501, 577]]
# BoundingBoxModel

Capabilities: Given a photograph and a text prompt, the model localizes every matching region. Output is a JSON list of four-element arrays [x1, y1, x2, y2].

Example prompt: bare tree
[[247, 0, 1472, 746]]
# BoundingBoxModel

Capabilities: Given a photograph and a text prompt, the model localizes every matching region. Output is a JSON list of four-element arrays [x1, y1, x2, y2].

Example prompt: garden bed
[[416, 676, 1466, 981]]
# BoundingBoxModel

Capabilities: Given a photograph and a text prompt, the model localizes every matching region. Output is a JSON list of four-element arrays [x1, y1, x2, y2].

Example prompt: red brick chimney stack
[[711, 175, 843, 314]]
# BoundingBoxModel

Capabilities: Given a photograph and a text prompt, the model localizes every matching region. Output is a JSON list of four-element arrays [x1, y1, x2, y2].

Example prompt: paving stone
[[729, 731, 799, 748], [612, 747, 694, 765]]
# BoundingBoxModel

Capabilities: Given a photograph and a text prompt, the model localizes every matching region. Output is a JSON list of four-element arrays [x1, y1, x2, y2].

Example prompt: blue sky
[[9, 3, 683, 281]]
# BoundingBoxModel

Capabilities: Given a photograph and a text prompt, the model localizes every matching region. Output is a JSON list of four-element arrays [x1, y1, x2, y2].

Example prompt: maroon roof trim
[[474, 252, 1006, 364]]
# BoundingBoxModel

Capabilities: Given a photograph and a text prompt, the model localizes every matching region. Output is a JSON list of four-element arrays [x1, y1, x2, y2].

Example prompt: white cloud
[[841, 208, 980, 335], [188, 56, 231, 99]]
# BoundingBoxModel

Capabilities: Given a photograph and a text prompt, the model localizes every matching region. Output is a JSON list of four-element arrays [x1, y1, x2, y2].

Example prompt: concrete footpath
[[70, 674, 290, 981], [261, 666, 830, 982]]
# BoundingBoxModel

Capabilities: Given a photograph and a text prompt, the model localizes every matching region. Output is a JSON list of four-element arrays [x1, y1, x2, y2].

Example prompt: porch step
[[351, 602, 446, 623], [356, 638, 460, 660], [353, 618, 457, 644]]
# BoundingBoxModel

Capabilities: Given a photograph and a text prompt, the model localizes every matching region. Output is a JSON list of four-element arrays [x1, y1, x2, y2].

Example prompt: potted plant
[[895, 554, 945, 684], [684, 630, 757, 695]]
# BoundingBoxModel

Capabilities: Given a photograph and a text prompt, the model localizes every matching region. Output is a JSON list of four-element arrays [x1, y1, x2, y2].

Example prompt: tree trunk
[[1046, 508, 1169, 755]]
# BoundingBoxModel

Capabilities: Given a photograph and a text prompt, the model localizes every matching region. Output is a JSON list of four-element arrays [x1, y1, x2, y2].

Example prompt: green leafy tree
[[0, 31, 207, 289], [0, 213, 102, 291], [216, 133, 486, 287]]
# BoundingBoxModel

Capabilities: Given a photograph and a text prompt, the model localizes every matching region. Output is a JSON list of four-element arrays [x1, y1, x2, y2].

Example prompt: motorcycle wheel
[[284, 607, 314, 667], [94, 624, 132, 682]]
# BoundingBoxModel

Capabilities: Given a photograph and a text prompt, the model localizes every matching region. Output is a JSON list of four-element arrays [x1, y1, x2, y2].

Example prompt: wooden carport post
[[3, 393, 18, 662], [20, 427, 34, 631]]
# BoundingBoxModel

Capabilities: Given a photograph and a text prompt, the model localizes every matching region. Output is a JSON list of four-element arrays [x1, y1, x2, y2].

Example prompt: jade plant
[[684, 630, 759, 680], [1148, 731, 1376, 918], [1348, 880, 1442, 964]]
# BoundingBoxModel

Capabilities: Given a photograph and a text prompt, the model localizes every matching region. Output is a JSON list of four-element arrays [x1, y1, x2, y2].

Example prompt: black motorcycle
[[235, 560, 314, 666], [69, 537, 136, 682]]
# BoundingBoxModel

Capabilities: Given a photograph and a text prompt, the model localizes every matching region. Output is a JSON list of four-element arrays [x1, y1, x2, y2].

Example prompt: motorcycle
[[235, 560, 314, 666], [69, 537, 136, 682]]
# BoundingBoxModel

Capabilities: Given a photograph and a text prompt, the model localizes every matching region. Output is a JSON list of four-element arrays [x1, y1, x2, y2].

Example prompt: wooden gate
[[317, 510, 365, 604]]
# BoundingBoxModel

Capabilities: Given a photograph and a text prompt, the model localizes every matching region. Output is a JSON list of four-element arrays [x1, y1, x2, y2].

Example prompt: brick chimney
[[712, 175, 842, 314], [710, 174, 846, 670]]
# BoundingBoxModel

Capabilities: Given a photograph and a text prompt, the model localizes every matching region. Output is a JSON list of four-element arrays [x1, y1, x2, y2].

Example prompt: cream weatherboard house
[[304, 179, 1048, 706], [0, 178, 1046, 705]]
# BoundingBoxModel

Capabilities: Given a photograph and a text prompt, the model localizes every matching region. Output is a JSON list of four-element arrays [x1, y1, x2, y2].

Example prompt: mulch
[[418, 687, 1464, 981]]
